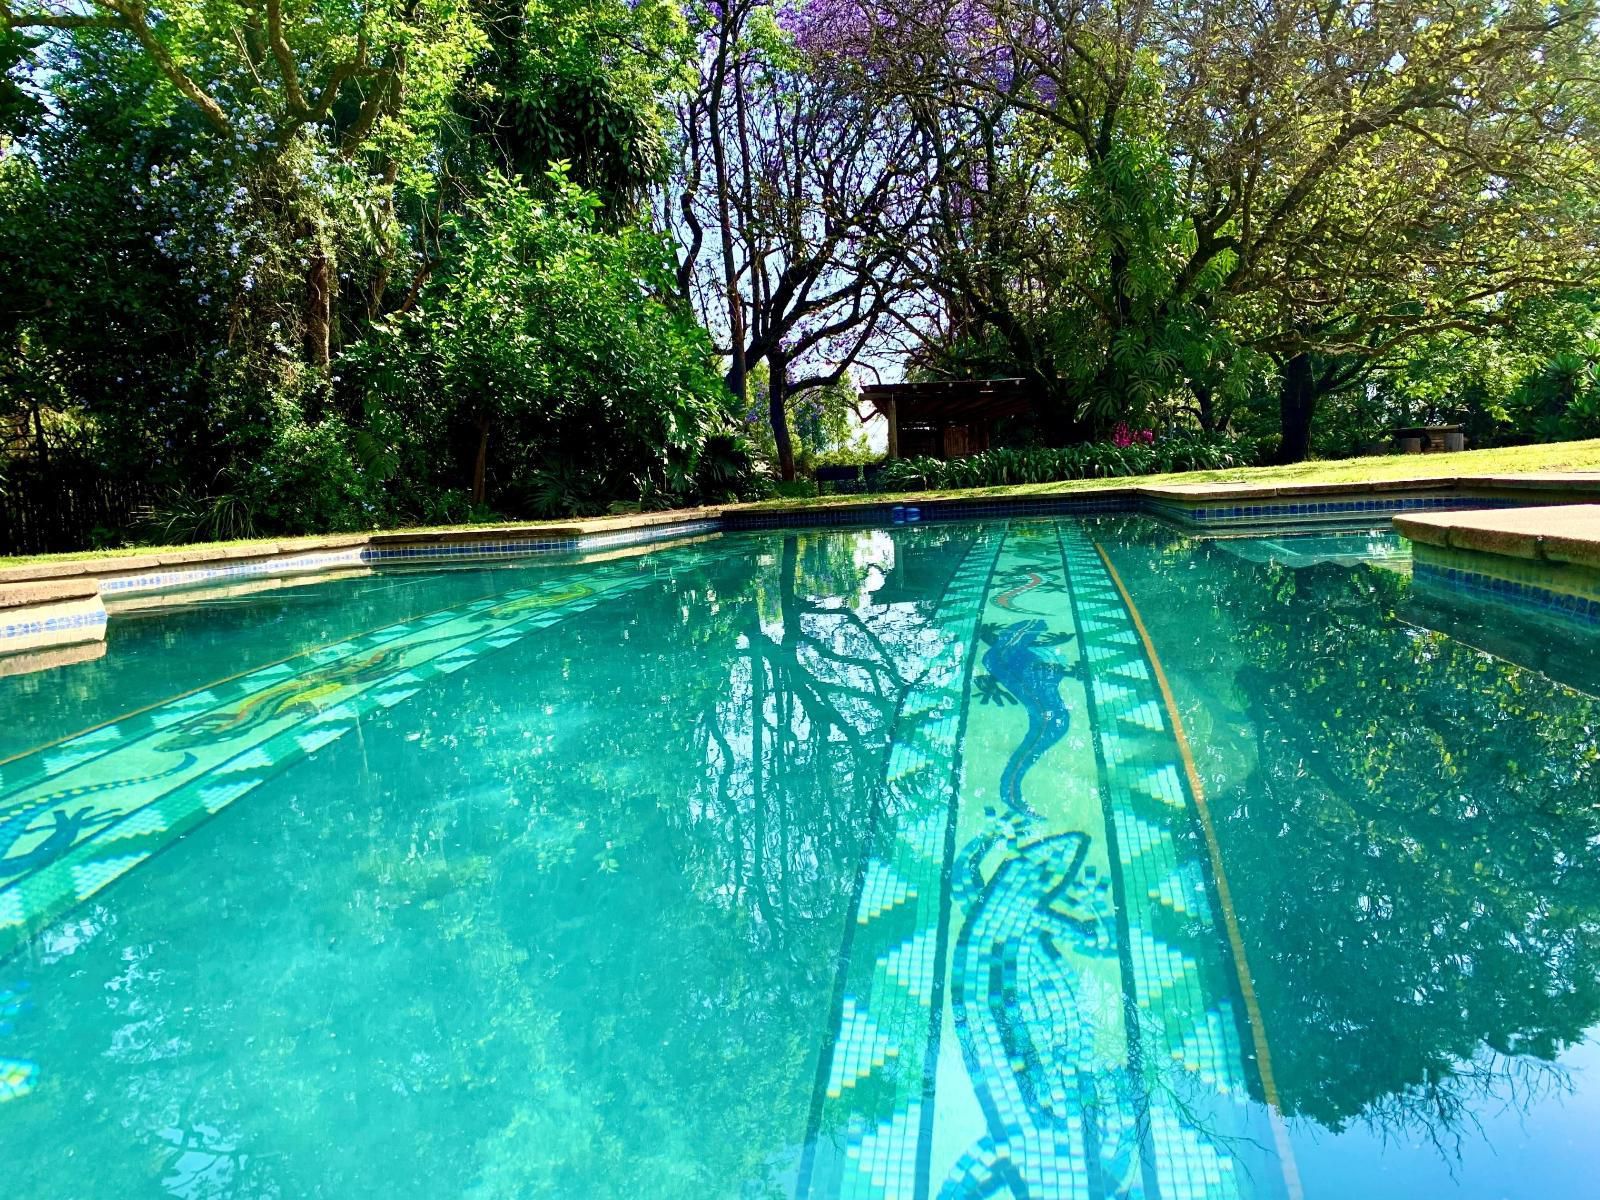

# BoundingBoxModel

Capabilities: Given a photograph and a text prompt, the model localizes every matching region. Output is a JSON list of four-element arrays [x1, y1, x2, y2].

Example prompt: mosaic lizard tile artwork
[[3, 518, 1599, 1199], [798, 524, 1289, 1200]]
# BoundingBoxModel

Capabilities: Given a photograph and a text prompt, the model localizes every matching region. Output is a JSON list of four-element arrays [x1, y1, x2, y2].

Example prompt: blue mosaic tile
[[724, 496, 1132, 532], [1413, 561, 1600, 627], [0, 610, 108, 642], [85, 521, 723, 601], [98, 548, 368, 595], [359, 520, 720, 566], [1145, 494, 1519, 528]]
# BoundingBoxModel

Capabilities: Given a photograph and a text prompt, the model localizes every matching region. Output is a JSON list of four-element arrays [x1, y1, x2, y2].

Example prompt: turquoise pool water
[[2, 517, 1598, 1199]]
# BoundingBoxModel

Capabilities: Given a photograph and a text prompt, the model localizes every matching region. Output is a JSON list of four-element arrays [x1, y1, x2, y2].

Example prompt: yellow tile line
[[1093, 542, 1304, 1200]]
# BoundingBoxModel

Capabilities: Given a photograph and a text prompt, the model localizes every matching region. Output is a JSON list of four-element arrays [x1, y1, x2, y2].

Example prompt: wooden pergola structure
[[862, 379, 1036, 460]]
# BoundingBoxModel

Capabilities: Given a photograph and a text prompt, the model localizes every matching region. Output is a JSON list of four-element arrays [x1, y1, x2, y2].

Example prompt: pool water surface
[[2, 516, 1597, 1199]]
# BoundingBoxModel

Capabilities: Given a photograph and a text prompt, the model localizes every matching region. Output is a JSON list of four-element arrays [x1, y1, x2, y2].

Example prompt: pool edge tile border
[[4, 474, 1600, 656], [1409, 545, 1600, 628]]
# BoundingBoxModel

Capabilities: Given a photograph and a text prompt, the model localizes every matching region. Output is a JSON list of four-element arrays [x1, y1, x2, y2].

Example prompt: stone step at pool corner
[[1394, 504, 1600, 627]]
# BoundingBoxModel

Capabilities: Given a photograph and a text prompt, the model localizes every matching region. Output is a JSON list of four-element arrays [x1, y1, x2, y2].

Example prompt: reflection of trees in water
[[1361, 1048, 1571, 1162], [391, 529, 969, 1196], [1102, 522, 1600, 1155], [694, 533, 958, 954], [6, 532, 972, 1200]]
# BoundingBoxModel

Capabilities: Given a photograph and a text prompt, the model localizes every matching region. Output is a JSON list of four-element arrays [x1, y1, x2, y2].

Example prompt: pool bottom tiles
[[798, 522, 1290, 1200], [4, 515, 1598, 1200]]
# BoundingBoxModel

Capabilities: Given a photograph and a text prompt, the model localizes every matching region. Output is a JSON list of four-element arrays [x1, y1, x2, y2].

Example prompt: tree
[[1358, 291, 1600, 452], [351, 169, 740, 513], [460, 0, 691, 213], [822, 0, 1600, 452], [1, 0, 761, 549], [0, 23, 42, 145], [672, 0, 928, 479], [4, 0, 485, 366]]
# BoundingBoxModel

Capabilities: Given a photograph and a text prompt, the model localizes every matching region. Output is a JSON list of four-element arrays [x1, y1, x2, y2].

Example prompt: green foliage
[[811, 446, 883, 469], [1324, 293, 1600, 456], [0, 25, 44, 143], [893, 0, 1600, 455], [693, 432, 763, 499], [464, 0, 690, 210], [4, 0, 1599, 552], [0, 0, 744, 551], [877, 434, 1243, 491], [350, 169, 747, 516], [137, 487, 261, 545], [771, 479, 819, 499]]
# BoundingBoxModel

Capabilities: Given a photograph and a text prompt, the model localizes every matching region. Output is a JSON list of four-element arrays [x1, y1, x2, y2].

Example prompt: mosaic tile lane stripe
[[1055, 524, 1289, 1200], [802, 518, 1291, 1199], [0, 546, 734, 961], [798, 525, 1005, 1200], [3, 575, 602, 798], [925, 521, 1142, 1200], [1089, 541, 1303, 1199]]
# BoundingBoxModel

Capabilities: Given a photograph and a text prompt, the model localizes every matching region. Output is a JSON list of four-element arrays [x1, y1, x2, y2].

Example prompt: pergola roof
[[861, 378, 1035, 423]]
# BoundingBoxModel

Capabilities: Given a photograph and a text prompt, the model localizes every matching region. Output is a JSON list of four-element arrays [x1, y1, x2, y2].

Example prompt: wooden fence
[[0, 456, 154, 556]]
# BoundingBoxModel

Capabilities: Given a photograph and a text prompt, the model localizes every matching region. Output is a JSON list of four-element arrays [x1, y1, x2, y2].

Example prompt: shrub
[[877, 432, 1243, 491], [349, 170, 754, 519], [812, 445, 884, 469]]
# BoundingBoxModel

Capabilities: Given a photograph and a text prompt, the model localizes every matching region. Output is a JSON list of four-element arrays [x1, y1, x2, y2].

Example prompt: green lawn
[[0, 536, 317, 569], [749, 437, 1600, 508], [5, 439, 1599, 568]]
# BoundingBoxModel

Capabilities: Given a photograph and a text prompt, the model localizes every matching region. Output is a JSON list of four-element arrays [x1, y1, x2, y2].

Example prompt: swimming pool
[[2, 515, 1597, 1198]]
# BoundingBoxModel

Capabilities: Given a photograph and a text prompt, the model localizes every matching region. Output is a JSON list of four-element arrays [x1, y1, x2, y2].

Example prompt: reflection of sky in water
[[0, 515, 1595, 1199], [1292, 1038, 1600, 1199], [1212, 528, 1410, 568]]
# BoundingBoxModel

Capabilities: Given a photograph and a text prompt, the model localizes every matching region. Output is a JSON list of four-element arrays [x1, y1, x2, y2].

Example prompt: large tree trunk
[[471, 412, 491, 505], [306, 247, 332, 369], [707, 24, 747, 409], [769, 353, 796, 482], [1193, 381, 1217, 434], [1276, 352, 1317, 464]]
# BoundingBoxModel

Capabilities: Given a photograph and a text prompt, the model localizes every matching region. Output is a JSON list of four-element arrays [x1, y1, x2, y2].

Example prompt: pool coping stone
[[1392, 504, 1600, 568], [5, 473, 1600, 656]]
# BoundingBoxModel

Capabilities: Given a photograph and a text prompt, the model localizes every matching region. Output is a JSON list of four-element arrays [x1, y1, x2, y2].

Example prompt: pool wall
[[4, 475, 1599, 659], [1412, 546, 1600, 626], [1397, 505, 1600, 628], [0, 576, 106, 656]]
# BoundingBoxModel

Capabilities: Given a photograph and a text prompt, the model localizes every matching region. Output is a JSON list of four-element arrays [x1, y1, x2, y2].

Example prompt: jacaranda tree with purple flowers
[[779, 0, 1600, 455], [669, 0, 932, 479]]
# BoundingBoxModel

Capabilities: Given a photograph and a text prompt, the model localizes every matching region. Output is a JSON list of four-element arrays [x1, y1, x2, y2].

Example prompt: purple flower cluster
[[774, 0, 875, 56], [775, 0, 1057, 102], [776, 0, 991, 66]]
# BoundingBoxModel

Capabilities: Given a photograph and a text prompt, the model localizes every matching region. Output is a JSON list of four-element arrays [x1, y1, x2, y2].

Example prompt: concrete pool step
[[1393, 504, 1600, 566], [0, 575, 107, 656], [1394, 505, 1600, 626]]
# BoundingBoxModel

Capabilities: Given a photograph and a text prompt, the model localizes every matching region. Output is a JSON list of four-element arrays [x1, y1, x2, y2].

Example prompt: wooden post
[[883, 398, 899, 459]]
